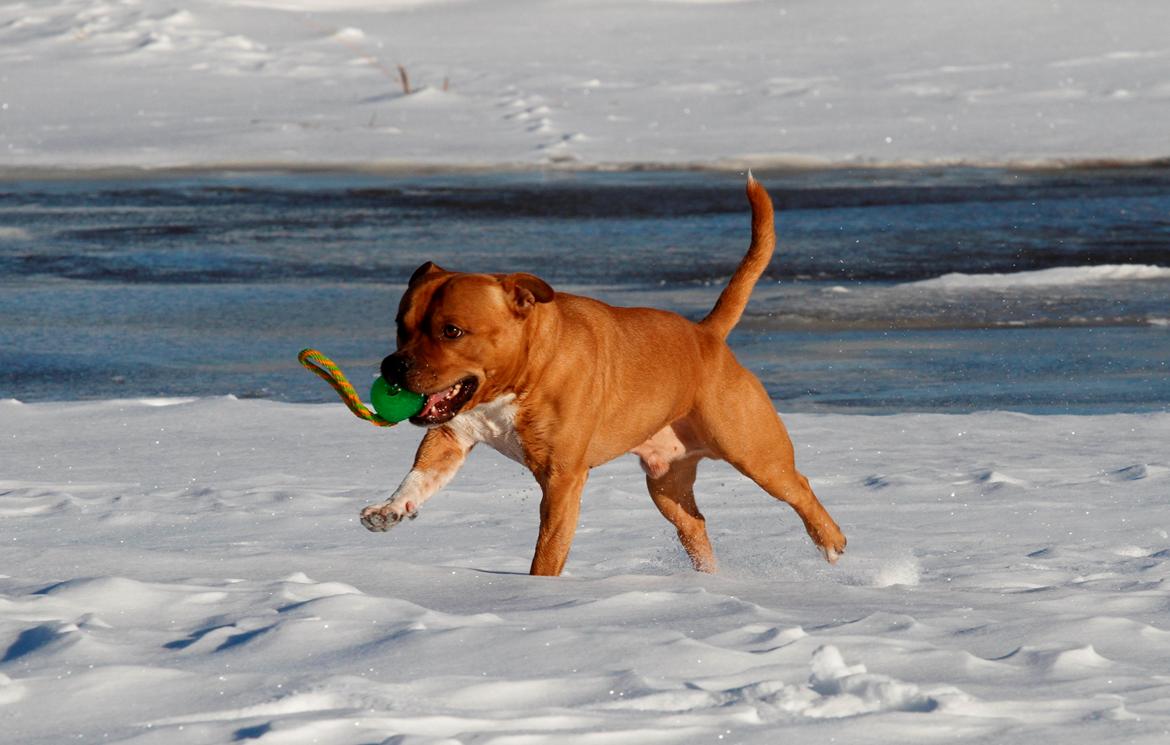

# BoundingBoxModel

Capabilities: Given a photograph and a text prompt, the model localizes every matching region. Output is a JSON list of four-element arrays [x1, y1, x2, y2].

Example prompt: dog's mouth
[[410, 376, 479, 426]]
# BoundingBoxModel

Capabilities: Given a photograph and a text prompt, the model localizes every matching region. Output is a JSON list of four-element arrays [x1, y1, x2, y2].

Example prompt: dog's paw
[[819, 543, 844, 564], [359, 502, 419, 532], [807, 520, 846, 564]]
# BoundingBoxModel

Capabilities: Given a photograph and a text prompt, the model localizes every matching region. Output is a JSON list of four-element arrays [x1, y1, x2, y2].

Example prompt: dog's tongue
[[418, 386, 452, 418]]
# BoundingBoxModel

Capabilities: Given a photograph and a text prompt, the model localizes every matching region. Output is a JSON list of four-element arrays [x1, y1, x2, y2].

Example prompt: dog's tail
[[700, 172, 775, 339]]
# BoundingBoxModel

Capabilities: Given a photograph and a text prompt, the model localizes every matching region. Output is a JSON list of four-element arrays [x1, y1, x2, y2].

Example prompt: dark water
[[1, 168, 1168, 413]]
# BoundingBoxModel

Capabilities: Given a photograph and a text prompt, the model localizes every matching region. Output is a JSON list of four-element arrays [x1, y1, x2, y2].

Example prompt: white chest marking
[[447, 394, 525, 464]]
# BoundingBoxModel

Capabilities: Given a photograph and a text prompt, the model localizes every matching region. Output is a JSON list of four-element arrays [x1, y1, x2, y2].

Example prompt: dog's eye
[[442, 324, 464, 339]]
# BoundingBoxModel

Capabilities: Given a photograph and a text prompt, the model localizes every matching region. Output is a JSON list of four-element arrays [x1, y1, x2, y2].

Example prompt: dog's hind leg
[[646, 455, 716, 572], [696, 366, 846, 563]]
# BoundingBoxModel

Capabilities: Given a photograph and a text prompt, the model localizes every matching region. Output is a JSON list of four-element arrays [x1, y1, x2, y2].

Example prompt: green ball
[[370, 376, 426, 423]]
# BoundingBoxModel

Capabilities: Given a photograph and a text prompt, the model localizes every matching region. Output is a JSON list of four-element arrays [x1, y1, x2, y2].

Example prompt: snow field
[[2, 0, 1170, 170], [2, 397, 1169, 743]]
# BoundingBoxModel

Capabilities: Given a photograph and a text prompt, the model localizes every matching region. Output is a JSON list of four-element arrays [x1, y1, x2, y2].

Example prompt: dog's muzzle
[[381, 353, 413, 388]]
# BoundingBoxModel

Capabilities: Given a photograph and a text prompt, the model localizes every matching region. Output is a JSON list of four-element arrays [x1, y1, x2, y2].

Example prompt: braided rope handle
[[298, 348, 395, 427]]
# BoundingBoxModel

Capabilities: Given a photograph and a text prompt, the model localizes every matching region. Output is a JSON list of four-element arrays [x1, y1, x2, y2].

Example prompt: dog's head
[[382, 261, 555, 426]]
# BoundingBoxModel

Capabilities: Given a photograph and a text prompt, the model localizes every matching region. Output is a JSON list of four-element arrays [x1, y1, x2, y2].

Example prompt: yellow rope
[[298, 348, 394, 427]]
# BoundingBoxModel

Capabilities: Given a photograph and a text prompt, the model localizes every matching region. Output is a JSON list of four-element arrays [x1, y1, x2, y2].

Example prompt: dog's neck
[[478, 300, 564, 403]]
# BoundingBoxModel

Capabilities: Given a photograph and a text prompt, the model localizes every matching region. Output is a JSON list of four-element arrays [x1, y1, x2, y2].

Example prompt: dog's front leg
[[529, 468, 589, 576], [360, 426, 470, 532]]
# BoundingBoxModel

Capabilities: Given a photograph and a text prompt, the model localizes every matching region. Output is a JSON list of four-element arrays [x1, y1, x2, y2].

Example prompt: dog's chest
[[448, 394, 525, 464]]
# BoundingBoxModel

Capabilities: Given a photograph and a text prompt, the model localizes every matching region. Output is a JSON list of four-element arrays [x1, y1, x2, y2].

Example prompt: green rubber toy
[[369, 377, 426, 423]]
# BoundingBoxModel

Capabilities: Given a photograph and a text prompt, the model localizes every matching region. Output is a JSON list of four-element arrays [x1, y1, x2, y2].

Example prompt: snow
[[909, 264, 1170, 290], [3, 397, 1169, 742], [2, 0, 1169, 171]]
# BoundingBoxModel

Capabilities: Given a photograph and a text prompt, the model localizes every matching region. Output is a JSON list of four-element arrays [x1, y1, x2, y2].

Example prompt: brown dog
[[360, 176, 846, 575]]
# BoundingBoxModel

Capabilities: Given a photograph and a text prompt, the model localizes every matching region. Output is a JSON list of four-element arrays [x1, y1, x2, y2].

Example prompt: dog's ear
[[501, 273, 555, 313], [409, 261, 446, 286]]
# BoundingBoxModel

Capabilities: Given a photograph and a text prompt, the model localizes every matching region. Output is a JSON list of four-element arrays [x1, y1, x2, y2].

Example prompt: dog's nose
[[381, 354, 412, 384]]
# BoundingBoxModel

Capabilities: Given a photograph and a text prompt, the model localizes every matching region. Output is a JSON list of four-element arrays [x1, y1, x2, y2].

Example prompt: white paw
[[359, 502, 418, 532]]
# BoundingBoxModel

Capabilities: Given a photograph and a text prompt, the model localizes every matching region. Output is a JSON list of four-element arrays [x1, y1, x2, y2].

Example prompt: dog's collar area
[[411, 376, 479, 425]]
